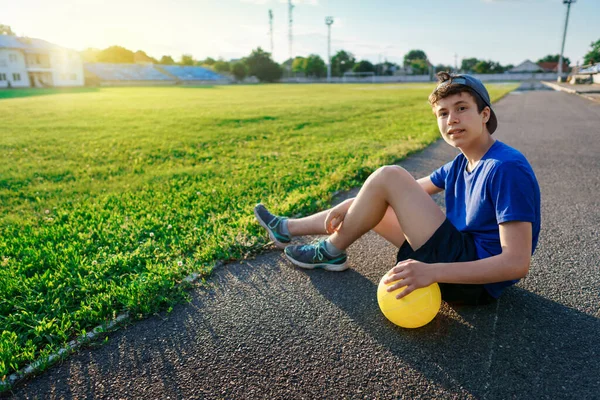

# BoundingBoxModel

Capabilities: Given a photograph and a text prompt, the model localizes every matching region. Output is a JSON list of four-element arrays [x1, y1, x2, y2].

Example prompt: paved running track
[[9, 89, 600, 399]]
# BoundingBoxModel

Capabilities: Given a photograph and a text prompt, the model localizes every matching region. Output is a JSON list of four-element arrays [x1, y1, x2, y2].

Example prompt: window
[[0, 59, 6, 67], [12, 73, 21, 81], [0, 73, 6, 81], [9, 54, 17, 62], [70, 73, 77, 80], [36, 55, 41, 64]]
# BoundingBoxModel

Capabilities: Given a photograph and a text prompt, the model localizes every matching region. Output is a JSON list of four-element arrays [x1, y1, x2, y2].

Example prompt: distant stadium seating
[[85, 63, 173, 81], [162, 65, 226, 81], [579, 64, 600, 74]]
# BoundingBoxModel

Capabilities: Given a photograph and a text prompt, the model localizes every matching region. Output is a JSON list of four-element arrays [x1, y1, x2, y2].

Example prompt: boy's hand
[[383, 259, 436, 299]]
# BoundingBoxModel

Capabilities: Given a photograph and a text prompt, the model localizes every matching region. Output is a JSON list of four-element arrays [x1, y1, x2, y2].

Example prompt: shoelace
[[267, 216, 281, 231], [314, 243, 324, 261], [300, 240, 325, 261]]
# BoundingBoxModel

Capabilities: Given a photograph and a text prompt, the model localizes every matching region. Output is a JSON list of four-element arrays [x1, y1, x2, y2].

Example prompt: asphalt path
[[9, 89, 600, 399]]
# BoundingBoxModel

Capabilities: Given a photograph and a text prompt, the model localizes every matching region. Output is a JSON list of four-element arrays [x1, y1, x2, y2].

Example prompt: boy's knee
[[373, 165, 412, 183]]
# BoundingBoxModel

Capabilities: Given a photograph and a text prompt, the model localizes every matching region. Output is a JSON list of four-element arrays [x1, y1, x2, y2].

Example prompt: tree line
[[2, 23, 599, 82], [83, 45, 590, 82]]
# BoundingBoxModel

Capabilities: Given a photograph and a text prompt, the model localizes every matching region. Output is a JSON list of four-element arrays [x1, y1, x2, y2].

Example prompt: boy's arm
[[417, 176, 444, 195], [431, 221, 532, 283], [385, 221, 532, 298]]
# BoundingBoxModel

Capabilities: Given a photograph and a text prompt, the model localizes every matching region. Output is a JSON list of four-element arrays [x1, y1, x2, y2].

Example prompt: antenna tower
[[269, 9, 274, 55]]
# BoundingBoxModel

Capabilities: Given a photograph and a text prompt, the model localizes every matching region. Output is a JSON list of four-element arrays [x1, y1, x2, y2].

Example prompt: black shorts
[[396, 219, 496, 306]]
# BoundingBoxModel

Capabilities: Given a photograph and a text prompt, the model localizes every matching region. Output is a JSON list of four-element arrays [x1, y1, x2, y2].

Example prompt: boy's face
[[432, 92, 490, 149]]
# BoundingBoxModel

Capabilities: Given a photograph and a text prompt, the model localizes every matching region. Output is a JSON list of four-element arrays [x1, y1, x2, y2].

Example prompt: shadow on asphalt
[[306, 268, 600, 398], [11, 257, 599, 399]]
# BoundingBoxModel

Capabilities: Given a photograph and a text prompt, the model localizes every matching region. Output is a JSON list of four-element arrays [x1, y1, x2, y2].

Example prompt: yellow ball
[[377, 276, 442, 328]]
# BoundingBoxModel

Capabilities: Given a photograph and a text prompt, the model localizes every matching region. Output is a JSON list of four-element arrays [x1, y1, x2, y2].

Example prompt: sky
[[2, 0, 599, 67]]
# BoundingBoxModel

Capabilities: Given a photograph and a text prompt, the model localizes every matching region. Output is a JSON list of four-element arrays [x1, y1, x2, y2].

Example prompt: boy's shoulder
[[483, 141, 534, 171], [478, 142, 539, 191]]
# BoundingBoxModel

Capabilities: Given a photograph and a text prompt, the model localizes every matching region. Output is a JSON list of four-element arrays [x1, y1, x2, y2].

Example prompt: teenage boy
[[255, 72, 540, 305]]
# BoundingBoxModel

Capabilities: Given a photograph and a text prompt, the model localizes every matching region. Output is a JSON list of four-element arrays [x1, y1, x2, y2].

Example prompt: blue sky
[[3, 0, 598, 66]]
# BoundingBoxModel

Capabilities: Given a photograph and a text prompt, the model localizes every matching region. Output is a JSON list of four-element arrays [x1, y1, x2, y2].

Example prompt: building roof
[[0, 35, 67, 53], [0, 35, 28, 49], [538, 61, 570, 72], [509, 60, 543, 73]]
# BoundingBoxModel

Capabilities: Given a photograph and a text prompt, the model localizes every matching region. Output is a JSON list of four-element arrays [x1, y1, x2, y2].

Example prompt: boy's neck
[[461, 134, 496, 171]]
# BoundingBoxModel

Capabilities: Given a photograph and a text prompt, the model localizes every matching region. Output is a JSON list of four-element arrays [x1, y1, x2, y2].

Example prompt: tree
[[199, 57, 216, 66], [435, 64, 454, 73], [231, 62, 248, 81], [353, 60, 375, 73], [473, 60, 492, 74], [461, 57, 480, 73], [410, 59, 429, 75], [331, 50, 355, 77], [403, 49, 427, 66], [96, 46, 135, 63], [159, 55, 175, 65], [80, 48, 100, 63], [244, 47, 282, 83], [537, 54, 571, 67], [291, 56, 307, 74], [213, 60, 230, 73], [180, 54, 195, 66], [305, 54, 326, 77], [471, 60, 505, 74], [134, 50, 157, 64], [583, 39, 600, 65], [488, 61, 506, 74], [374, 61, 400, 76], [0, 24, 15, 36]]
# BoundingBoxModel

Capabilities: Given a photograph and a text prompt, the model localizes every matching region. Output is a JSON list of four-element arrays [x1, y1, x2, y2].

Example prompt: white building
[[508, 60, 543, 74], [0, 35, 84, 88]]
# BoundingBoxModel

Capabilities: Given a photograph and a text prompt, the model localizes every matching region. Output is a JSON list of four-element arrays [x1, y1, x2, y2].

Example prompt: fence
[[281, 72, 563, 84]]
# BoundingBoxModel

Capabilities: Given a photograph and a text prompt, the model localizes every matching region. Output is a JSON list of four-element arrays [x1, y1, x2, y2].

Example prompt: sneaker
[[254, 204, 291, 249], [284, 240, 348, 272]]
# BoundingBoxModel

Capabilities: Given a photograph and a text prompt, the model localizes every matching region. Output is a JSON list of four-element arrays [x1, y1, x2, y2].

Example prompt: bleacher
[[84, 63, 174, 81], [579, 64, 600, 74], [568, 63, 600, 85], [161, 65, 226, 81]]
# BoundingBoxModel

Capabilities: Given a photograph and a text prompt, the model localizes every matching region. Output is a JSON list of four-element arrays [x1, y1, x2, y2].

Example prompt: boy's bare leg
[[287, 210, 329, 236], [372, 206, 407, 248], [287, 206, 406, 248], [329, 166, 445, 251]]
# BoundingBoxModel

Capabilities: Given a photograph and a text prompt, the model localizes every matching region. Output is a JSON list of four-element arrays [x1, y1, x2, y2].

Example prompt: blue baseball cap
[[436, 74, 498, 134]]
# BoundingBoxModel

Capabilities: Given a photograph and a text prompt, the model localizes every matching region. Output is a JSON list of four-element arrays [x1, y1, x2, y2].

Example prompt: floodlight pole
[[325, 16, 334, 83], [288, 0, 294, 77], [558, 0, 576, 77], [269, 9, 274, 55]]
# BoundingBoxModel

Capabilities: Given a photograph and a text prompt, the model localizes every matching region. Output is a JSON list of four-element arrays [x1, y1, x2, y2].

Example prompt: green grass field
[[0, 83, 517, 381]]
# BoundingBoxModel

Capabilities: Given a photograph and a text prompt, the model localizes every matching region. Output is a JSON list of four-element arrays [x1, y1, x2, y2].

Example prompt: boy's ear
[[482, 106, 491, 123]]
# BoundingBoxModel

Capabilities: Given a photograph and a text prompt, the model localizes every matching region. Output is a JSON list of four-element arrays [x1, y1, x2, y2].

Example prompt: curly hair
[[428, 71, 487, 114]]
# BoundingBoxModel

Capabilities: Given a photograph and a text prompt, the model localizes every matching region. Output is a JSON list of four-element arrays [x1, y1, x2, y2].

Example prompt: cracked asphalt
[[8, 88, 600, 399]]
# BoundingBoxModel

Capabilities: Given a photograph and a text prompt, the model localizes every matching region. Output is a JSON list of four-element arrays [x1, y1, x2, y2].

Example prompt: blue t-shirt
[[430, 140, 541, 298]]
